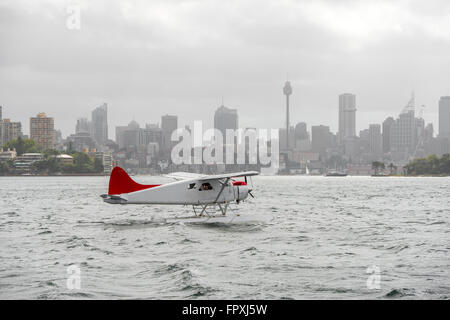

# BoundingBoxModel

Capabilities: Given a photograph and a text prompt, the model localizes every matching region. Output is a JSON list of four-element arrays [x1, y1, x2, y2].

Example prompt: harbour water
[[0, 175, 449, 299]]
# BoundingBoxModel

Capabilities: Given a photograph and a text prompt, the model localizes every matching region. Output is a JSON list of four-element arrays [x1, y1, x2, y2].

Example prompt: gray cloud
[[0, 0, 449, 137]]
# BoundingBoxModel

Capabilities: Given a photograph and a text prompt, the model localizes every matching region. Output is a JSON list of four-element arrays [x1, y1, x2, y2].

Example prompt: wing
[[164, 171, 206, 181], [164, 171, 259, 181], [197, 171, 259, 181]]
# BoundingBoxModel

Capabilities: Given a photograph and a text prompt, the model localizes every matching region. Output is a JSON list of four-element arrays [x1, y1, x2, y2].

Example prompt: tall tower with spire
[[283, 81, 292, 150]]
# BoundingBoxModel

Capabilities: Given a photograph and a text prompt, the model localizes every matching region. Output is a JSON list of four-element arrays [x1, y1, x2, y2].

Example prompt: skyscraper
[[214, 105, 238, 137], [382, 117, 395, 153], [369, 124, 382, 157], [54, 129, 63, 150], [76, 117, 91, 134], [294, 122, 311, 151], [115, 125, 129, 150], [338, 93, 357, 143], [390, 110, 416, 157], [91, 103, 108, 147], [283, 81, 292, 150], [122, 120, 140, 152], [387, 94, 432, 160], [30, 113, 54, 150], [161, 114, 178, 154], [311, 125, 331, 156], [439, 96, 450, 139], [1, 119, 22, 145], [140, 126, 163, 151]]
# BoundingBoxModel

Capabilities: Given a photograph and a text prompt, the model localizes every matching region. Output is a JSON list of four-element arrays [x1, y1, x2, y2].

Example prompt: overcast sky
[[1, 0, 449, 138]]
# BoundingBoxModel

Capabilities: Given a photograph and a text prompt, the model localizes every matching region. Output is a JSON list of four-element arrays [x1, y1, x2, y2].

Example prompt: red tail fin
[[108, 167, 160, 195]]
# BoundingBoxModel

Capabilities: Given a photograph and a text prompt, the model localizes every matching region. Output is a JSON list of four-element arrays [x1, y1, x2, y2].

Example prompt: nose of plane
[[232, 179, 255, 201]]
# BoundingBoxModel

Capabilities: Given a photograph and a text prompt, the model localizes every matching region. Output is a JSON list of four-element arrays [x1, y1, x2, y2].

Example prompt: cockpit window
[[188, 183, 196, 189], [199, 182, 213, 191]]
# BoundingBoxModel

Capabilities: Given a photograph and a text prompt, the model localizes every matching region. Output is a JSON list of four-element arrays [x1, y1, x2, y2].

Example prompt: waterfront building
[[30, 113, 54, 150], [0, 148, 17, 161]]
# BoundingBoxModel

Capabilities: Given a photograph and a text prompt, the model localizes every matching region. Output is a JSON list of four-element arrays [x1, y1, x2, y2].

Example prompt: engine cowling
[[234, 183, 249, 202]]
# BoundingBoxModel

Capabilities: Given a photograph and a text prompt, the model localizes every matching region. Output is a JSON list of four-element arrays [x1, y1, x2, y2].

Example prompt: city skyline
[[0, 90, 446, 140], [1, 0, 449, 137], [2, 87, 448, 165]]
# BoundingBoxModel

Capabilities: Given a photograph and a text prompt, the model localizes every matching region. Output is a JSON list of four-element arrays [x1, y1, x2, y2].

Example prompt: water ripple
[[0, 175, 449, 299]]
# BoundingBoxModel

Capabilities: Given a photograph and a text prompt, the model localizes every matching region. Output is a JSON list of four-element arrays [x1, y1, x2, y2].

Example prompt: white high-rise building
[[338, 93, 357, 143], [91, 103, 108, 147]]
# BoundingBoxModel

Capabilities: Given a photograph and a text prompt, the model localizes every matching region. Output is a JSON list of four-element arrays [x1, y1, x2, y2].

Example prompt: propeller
[[234, 176, 255, 202], [245, 176, 255, 198]]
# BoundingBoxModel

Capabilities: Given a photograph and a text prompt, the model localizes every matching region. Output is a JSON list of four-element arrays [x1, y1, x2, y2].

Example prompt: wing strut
[[214, 178, 230, 203]]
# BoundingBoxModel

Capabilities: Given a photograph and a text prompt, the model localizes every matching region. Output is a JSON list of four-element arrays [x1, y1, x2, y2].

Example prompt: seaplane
[[101, 167, 260, 223]]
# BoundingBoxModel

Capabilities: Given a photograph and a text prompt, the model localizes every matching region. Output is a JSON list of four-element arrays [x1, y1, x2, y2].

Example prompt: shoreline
[[1, 173, 449, 177], [0, 173, 108, 177]]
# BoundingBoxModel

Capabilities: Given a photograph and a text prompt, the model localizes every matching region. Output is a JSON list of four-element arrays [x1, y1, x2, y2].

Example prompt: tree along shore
[[404, 154, 450, 176], [1, 138, 104, 175]]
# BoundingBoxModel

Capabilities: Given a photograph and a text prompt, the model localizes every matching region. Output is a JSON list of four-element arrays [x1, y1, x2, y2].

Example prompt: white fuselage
[[116, 178, 248, 205]]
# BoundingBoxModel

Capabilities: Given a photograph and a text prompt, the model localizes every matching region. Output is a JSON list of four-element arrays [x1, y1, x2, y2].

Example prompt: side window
[[188, 183, 196, 190], [199, 182, 213, 191]]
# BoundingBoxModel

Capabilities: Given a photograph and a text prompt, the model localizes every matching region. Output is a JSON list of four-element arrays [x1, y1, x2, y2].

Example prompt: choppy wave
[[0, 175, 449, 299]]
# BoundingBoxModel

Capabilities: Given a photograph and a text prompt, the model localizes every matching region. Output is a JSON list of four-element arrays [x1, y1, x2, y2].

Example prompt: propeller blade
[[245, 176, 248, 184]]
